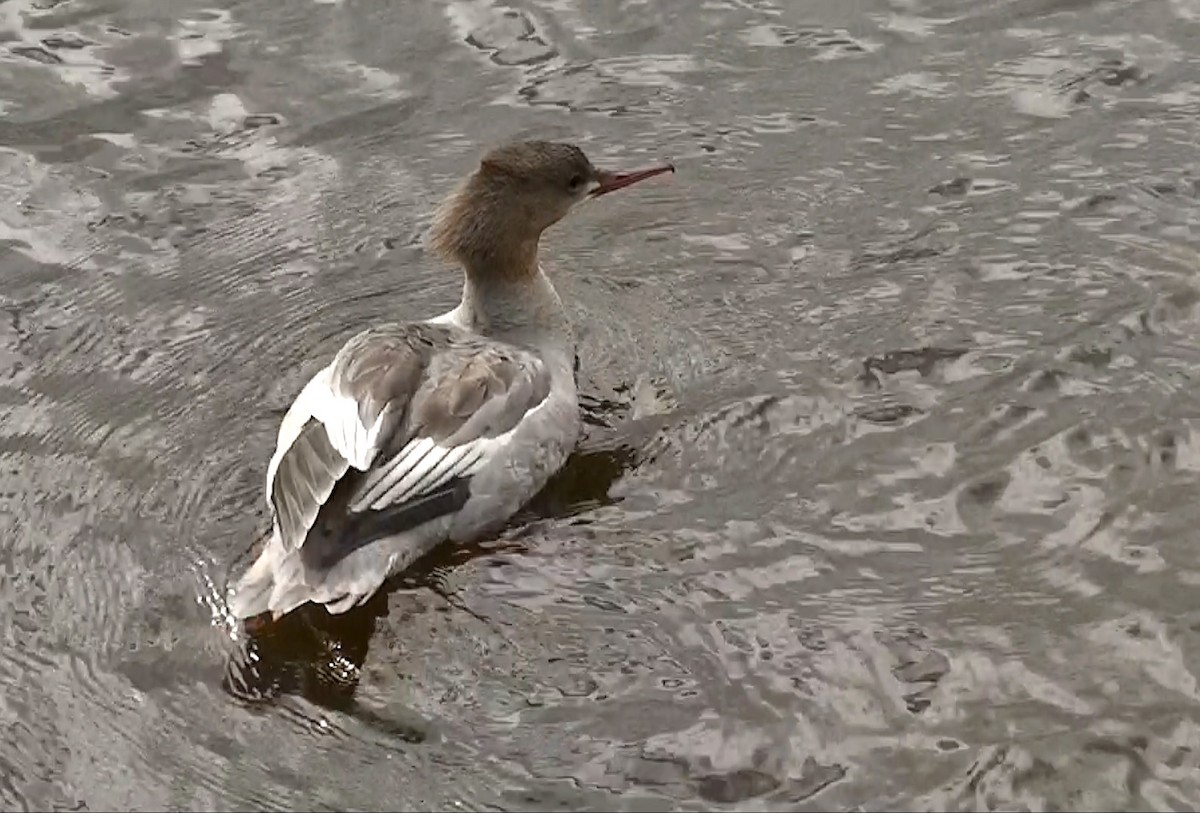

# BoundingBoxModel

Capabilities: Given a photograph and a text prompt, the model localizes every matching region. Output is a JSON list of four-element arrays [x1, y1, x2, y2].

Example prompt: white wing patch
[[265, 364, 389, 507], [320, 388, 386, 470], [351, 436, 490, 512]]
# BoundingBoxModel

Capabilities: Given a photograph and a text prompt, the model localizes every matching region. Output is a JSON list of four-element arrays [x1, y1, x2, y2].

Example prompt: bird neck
[[454, 263, 572, 348]]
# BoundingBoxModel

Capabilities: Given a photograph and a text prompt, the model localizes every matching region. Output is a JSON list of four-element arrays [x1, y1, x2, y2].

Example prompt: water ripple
[[2, 0, 1200, 808]]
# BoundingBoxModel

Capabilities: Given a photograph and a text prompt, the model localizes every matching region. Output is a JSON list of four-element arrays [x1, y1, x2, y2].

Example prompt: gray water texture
[[2, 0, 1200, 809]]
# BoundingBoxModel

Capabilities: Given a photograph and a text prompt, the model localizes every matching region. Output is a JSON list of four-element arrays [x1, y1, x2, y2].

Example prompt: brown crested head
[[429, 140, 674, 278]]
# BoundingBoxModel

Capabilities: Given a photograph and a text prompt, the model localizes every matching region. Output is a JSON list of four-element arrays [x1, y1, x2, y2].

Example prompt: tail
[[226, 532, 313, 622], [226, 531, 398, 621]]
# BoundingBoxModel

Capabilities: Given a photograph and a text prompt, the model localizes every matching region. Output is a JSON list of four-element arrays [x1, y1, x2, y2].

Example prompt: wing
[[265, 323, 551, 573]]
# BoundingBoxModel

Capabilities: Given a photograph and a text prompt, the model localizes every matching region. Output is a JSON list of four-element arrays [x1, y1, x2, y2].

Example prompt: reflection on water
[[3, 0, 1200, 808]]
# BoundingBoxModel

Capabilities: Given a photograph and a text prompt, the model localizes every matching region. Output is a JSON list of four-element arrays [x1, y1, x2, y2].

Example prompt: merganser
[[226, 140, 674, 622]]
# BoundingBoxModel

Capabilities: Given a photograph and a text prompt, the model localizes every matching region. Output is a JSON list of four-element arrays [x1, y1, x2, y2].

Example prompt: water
[[2, 0, 1200, 809]]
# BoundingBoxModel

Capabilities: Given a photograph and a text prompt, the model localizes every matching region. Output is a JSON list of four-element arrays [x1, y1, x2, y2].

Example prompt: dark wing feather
[[270, 418, 349, 552], [301, 473, 471, 571]]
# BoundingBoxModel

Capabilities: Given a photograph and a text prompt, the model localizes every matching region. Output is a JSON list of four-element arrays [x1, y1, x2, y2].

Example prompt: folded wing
[[266, 322, 551, 574]]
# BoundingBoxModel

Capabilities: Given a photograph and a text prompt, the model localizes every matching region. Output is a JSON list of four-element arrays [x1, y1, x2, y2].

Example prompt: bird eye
[[568, 174, 584, 191]]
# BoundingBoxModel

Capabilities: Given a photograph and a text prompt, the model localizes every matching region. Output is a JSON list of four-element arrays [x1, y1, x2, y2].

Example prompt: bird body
[[226, 141, 674, 622]]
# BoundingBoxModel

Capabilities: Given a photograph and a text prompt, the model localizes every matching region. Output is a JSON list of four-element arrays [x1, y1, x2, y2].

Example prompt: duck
[[226, 140, 674, 622]]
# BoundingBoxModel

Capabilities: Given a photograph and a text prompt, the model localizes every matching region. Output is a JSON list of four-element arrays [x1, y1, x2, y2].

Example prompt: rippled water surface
[[4, 0, 1200, 809]]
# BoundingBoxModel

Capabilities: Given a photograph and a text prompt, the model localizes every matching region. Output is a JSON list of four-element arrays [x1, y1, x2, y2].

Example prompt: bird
[[226, 140, 674, 622]]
